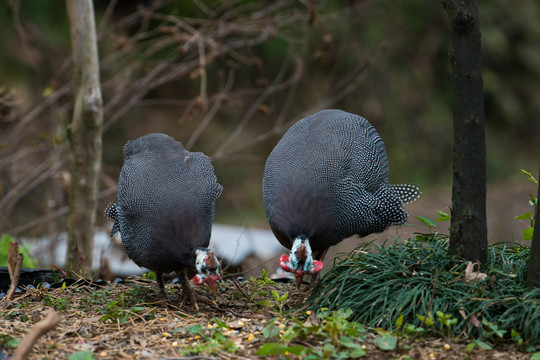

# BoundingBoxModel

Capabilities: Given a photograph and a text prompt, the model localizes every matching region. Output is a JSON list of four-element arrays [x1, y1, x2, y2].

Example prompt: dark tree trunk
[[526, 163, 540, 287], [65, 0, 103, 275], [442, 0, 487, 263]]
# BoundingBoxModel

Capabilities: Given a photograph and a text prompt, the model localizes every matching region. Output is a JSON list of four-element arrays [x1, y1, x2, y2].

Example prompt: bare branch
[[186, 69, 236, 150], [12, 309, 62, 360]]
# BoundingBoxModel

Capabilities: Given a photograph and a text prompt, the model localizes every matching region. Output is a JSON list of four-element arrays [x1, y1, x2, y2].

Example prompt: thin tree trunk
[[526, 163, 540, 287], [65, 0, 103, 276], [442, 0, 487, 263]]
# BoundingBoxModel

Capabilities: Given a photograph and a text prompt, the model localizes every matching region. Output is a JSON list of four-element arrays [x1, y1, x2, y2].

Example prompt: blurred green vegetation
[[0, 0, 538, 230], [0, 234, 38, 268]]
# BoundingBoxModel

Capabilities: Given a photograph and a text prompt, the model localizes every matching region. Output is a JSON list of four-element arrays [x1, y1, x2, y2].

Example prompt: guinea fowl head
[[192, 248, 222, 293], [279, 236, 323, 287]]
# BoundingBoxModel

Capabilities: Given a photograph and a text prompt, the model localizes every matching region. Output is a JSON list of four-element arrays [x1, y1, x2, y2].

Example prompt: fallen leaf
[[465, 262, 488, 284]]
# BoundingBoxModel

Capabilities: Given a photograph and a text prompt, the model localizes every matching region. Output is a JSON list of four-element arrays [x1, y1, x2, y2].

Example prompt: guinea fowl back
[[112, 133, 222, 274], [263, 109, 419, 252]]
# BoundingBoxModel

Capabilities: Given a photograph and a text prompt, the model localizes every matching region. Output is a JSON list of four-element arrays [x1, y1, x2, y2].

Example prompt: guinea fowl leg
[[177, 269, 199, 311], [155, 272, 168, 299]]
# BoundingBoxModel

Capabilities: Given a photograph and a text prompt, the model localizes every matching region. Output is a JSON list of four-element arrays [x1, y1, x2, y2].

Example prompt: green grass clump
[[308, 233, 540, 346]]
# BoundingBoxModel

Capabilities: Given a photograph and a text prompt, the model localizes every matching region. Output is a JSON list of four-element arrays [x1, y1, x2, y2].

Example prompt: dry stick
[[7, 241, 19, 280], [186, 68, 235, 150], [12, 309, 62, 360], [2, 253, 23, 308]]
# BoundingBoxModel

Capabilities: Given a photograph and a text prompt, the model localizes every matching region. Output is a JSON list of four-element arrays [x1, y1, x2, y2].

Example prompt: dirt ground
[[0, 276, 533, 360]]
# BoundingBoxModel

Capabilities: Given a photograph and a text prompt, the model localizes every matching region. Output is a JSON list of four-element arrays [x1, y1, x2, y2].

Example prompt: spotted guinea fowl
[[106, 133, 223, 309], [263, 109, 420, 287]]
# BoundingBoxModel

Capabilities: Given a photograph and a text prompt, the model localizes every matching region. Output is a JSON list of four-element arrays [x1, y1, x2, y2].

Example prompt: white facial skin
[[289, 237, 314, 272], [195, 249, 208, 274]]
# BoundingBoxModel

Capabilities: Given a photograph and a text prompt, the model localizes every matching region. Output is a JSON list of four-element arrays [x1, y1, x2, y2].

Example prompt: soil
[[0, 276, 532, 360]]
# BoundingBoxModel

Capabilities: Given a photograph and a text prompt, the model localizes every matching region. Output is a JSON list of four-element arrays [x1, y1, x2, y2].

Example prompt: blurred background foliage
[[0, 0, 538, 237]]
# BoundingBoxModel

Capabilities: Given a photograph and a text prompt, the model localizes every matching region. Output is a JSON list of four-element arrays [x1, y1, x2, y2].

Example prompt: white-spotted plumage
[[263, 109, 420, 263], [105, 133, 223, 304]]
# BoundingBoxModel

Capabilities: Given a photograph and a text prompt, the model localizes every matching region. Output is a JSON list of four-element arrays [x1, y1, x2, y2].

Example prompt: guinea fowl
[[106, 133, 223, 309], [263, 109, 420, 287]]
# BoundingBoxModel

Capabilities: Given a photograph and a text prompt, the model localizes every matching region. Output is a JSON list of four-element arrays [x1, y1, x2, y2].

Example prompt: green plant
[[271, 290, 289, 319], [99, 293, 145, 323], [257, 308, 368, 358], [0, 334, 20, 348], [308, 233, 540, 345], [175, 322, 240, 356], [514, 169, 538, 240], [465, 339, 493, 353], [231, 269, 277, 307], [416, 210, 451, 230], [43, 295, 68, 311]]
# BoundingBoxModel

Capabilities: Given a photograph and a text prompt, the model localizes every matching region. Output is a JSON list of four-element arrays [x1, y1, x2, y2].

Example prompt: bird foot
[[180, 287, 220, 311]]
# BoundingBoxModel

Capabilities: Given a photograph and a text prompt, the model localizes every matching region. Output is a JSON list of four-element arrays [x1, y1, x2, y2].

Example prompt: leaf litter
[[0, 275, 532, 359]]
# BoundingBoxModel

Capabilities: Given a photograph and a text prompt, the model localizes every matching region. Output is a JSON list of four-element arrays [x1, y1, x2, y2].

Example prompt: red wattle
[[310, 260, 323, 274], [192, 274, 205, 285], [279, 254, 293, 272]]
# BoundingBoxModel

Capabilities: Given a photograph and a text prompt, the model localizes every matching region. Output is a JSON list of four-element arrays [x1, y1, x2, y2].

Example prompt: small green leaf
[[437, 210, 451, 221], [284, 345, 305, 355], [531, 352, 540, 360], [262, 321, 280, 338], [374, 332, 397, 350], [405, 323, 424, 333], [280, 327, 298, 342], [395, 314, 404, 328], [416, 216, 436, 228], [271, 290, 280, 302], [68, 351, 95, 360], [475, 340, 492, 350], [186, 324, 203, 335], [465, 342, 476, 353], [521, 169, 538, 185], [348, 348, 367, 357], [256, 299, 273, 307], [514, 212, 533, 220], [511, 329, 523, 346], [256, 343, 285, 356], [436, 311, 457, 327], [523, 227, 534, 241], [5, 338, 20, 348], [417, 313, 434, 326]]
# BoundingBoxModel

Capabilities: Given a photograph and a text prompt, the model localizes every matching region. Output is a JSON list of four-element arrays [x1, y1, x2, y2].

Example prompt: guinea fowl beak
[[295, 272, 305, 288]]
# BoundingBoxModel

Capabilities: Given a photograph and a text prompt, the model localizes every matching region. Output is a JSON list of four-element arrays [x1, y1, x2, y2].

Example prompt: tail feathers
[[105, 202, 120, 237], [391, 184, 421, 205]]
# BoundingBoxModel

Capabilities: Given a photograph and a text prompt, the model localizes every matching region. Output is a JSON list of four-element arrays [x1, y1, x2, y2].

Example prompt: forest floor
[[0, 275, 532, 360]]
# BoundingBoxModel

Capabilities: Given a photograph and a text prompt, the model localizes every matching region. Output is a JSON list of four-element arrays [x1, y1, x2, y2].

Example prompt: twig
[[12, 309, 62, 360], [7, 241, 19, 280], [232, 279, 251, 302], [186, 68, 235, 149], [2, 242, 23, 309]]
